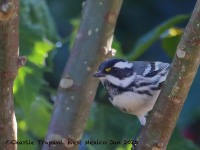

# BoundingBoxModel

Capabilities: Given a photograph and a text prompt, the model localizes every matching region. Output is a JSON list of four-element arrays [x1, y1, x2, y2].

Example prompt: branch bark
[[137, 1, 200, 149], [0, 0, 20, 150], [43, 0, 123, 150]]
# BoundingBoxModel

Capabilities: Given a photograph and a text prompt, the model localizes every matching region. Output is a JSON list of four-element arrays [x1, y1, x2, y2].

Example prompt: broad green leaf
[[28, 40, 54, 67], [127, 14, 189, 60], [27, 97, 52, 138], [13, 67, 30, 94], [18, 129, 37, 150]]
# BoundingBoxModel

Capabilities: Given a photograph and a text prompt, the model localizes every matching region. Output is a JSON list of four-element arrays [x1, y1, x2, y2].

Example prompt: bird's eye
[[105, 68, 111, 72]]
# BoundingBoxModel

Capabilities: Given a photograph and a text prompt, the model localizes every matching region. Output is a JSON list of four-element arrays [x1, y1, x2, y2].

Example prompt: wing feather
[[143, 62, 170, 77]]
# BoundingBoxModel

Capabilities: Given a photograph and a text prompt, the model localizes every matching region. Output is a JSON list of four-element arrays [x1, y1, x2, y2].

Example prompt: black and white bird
[[93, 58, 170, 139]]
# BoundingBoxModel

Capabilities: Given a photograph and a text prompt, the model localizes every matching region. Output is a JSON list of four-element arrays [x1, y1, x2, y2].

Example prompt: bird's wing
[[142, 61, 170, 77], [131, 61, 150, 75]]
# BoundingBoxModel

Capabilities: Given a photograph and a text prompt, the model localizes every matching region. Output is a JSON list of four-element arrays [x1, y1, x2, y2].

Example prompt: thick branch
[[0, 0, 19, 150], [43, 0, 123, 150], [137, 1, 200, 149]]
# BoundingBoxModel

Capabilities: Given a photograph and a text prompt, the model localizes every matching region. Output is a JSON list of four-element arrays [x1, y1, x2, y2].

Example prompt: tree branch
[[43, 0, 123, 150], [137, 0, 200, 149], [0, 0, 20, 150]]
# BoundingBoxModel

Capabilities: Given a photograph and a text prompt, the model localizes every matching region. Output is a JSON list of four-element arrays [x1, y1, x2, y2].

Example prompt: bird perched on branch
[[93, 58, 170, 147]]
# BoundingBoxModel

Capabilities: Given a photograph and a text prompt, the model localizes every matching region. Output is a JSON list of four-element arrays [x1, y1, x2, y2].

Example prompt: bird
[[93, 58, 170, 145]]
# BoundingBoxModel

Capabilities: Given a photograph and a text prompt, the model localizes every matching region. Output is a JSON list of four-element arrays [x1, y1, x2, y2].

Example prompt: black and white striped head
[[93, 59, 135, 87]]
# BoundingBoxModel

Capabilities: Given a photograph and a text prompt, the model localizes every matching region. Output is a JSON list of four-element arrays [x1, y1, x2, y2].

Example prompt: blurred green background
[[16, 0, 200, 149]]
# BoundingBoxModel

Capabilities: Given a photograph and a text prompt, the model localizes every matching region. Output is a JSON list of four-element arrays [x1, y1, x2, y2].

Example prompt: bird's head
[[93, 58, 135, 87]]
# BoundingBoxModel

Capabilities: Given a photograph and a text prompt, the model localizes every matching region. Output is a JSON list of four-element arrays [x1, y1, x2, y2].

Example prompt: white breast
[[111, 90, 160, 118]]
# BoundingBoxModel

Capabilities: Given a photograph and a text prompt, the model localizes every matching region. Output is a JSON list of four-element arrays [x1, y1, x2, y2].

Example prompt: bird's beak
[[92, 71, 106, 77]]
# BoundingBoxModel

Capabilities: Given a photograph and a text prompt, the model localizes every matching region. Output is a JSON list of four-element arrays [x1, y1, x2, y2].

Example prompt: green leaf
[[18, 129, 37, 150], [27, 97, 52, 138], [14, 63, 45, 113], [28, 40, 54, 67], [127, 14, 189, 60]]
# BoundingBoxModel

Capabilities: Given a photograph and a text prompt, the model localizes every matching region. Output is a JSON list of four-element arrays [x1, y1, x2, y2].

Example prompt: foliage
[[15, 0, 58, 149], [127, 15, 189, 60]]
